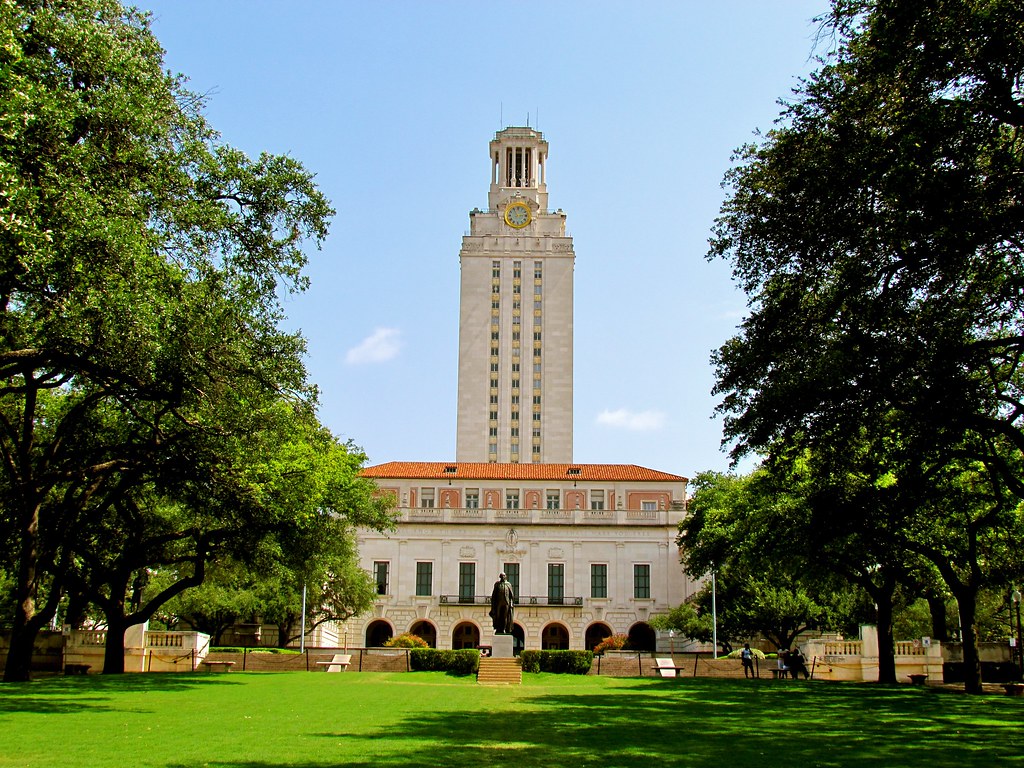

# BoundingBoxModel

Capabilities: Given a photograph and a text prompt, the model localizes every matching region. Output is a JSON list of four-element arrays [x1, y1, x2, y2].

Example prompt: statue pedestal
[[489, 633, 514, 658]]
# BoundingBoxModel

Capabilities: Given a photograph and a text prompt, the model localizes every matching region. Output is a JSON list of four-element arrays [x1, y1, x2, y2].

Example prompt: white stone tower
[[455, 127, 574, 463]]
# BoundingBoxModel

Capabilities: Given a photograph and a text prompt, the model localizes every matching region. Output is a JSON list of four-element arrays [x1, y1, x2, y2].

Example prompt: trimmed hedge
[[210, 647, 300, 655], [409, 648, 480, 675], [520, 650, 593, 674]]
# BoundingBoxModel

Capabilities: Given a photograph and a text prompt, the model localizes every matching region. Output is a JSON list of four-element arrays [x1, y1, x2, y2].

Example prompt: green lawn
[[0, 672, 1021, 767]]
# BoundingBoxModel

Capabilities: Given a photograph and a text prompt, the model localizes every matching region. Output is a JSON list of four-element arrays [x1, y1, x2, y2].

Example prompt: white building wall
[[349, 471, 695, 651]]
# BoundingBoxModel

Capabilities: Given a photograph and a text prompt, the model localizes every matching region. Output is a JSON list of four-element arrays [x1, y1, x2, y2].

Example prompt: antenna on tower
[[536, 107, 540, 130], [500, 102, 503, 129]]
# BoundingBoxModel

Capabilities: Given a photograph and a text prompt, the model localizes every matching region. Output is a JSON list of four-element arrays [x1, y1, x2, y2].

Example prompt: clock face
[[504, 202, 531, 229]]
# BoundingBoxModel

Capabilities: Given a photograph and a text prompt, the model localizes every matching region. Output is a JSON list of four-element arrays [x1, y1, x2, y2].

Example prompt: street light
[[1012, 589, 1023, 678], [711, 570, 718, 660]]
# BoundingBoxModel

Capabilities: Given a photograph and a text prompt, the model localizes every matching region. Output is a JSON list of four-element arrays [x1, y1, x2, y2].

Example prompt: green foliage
[[210, 647, 299, 655], [724, 648, 766, 660], [0, 0, 402, 681], [409, 649, 479, 675], [674, 470, 863, 652], [386, 633, 429, 649], [706, 0, 1024, 694], [520, 650, 593, 674]]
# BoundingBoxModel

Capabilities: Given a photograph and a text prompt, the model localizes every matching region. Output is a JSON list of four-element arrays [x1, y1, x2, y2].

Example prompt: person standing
[[789, 646, 809, 679], [741, 643, 757, 678]]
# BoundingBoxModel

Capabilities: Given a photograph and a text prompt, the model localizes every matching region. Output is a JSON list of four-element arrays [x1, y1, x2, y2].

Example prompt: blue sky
[[140, 0, 827, 477]]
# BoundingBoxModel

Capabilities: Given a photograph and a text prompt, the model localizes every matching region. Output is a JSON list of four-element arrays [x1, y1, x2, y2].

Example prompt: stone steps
[[478, 657, 522, 685]]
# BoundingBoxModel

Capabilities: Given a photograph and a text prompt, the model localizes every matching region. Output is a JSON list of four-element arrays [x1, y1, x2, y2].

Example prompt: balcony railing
[[395, 506, 680, 526], [439, 594, 583, 607]]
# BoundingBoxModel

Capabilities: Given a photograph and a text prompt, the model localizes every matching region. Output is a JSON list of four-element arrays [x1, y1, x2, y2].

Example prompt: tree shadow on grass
[[168, 678, 1024, 768], [0, 672, 242, 715]]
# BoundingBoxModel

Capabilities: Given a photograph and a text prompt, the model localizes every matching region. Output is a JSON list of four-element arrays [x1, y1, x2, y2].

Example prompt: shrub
[[726, 647, 766, 659], [592, 634, 630, 654], [409, 648, 479, 675], [210, 647, 299, 655], [385, 632, 429, 649], [520, 650, 593, 674]]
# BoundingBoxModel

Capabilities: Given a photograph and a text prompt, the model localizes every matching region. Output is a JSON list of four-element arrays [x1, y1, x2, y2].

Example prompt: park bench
[[201, 660, 235, 673], [64, 664, 90, 675], [907, 674, 928, 685], [315, 654, 352, 672]]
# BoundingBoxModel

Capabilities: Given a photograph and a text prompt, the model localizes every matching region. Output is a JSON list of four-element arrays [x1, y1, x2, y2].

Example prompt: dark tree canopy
[[708, 0, 1024, 693]]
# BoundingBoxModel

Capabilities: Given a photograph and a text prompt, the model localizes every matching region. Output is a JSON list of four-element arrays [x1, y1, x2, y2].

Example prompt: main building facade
[[347, 129, 694, 652]]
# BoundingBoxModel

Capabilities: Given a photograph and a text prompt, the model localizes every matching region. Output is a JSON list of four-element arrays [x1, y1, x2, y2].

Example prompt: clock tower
[[456, 127, 574, 463]]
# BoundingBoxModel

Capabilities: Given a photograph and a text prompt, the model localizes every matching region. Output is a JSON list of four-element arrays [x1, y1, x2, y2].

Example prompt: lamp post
[[1013, 589, 1023, 678], [711, 570, 718, 660]]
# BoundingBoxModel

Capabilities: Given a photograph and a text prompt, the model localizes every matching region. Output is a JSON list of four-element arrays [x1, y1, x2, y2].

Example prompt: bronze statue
[[489, 572, 515, 634]]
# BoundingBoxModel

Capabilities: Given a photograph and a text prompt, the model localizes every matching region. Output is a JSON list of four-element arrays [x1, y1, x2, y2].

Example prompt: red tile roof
[[360, 462, 687, 483]]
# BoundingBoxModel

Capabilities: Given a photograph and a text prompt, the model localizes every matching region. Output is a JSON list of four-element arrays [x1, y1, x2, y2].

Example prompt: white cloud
[[595, 408, 667, 431], [345, 328, 402, 365]]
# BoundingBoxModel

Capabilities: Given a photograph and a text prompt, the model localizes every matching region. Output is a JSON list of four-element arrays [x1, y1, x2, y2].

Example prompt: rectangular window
[[504, 563, 520, 603], [415, 562, 433, 596], [459, 562, 476, 602], [492, 261, 500, 278], [420, 489, 435, 508], [466, 490, 479, 508], [546, 492, 560, 510], [533, 413, 541, 422], [490, 377, 498, 388], [534, 262, 542, 279], [506, 490, 520, 509], [513, 262, 521, 278], [491, 330, 500, 341], [641, 500, 657, 511], [489, 410, 498, 420], [492, 299, 500, 309], [591, 564, 608, 599], [590, 490, 605, 511], [490, 394, 498, 404], [488, 427, 498, 437], [634, 564, 651, 599], [374, 561, 389, 595], [548, 563, 564, 604]]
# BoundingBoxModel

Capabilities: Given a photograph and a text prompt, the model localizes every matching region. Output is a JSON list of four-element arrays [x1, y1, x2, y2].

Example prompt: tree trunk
[[4, 502, 43, 683], [102, 616, 127, 674], [926, 592, 949, 641], [875, 596, 897, 684], [955, 588, 983, 694]]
